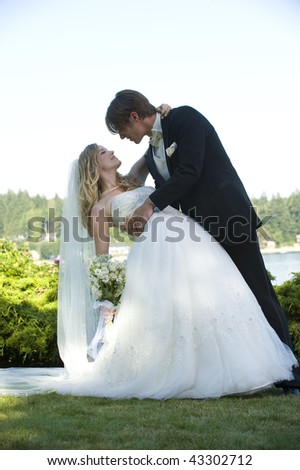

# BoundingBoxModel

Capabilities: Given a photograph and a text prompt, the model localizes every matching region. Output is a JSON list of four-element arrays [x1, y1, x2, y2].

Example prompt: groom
[[105, 89, 300, 395]]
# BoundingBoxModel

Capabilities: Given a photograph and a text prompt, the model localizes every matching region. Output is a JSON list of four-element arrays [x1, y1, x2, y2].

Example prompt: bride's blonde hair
[[78, 143, 141, 235]]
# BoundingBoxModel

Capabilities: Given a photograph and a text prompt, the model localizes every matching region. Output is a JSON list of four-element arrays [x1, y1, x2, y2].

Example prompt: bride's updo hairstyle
[[78, 143, 141, 235]]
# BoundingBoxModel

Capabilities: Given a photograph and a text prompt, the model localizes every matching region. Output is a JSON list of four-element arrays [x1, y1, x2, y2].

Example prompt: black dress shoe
[[283, 388, 300, 396]]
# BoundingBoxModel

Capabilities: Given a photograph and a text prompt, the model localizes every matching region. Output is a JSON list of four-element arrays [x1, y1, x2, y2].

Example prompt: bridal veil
[[57, 160, 97, 375]]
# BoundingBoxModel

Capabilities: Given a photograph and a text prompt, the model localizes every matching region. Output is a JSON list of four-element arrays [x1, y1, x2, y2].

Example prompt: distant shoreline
[[261, 246, 300, 255]]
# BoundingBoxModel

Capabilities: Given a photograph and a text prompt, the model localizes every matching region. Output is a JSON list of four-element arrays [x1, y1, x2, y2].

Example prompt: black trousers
[[222, 233, 300, 389]]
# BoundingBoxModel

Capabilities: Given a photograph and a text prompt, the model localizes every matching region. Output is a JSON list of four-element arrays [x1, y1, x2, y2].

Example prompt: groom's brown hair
[[106, 89, 156, 134]]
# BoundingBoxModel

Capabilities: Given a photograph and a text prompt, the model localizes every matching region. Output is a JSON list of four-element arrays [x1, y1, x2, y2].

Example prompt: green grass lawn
[[0, 388, 299, 450]]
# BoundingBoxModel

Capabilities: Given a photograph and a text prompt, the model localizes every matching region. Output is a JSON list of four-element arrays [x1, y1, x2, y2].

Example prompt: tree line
[[0, 189, 299, 259], [0, 190, 63, 259], [252, 191, 300, 247]]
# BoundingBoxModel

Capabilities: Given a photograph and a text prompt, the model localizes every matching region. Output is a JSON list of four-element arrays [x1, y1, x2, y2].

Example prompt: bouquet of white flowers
[[89, 253, 126, 306], [87, 254, 126, 359]]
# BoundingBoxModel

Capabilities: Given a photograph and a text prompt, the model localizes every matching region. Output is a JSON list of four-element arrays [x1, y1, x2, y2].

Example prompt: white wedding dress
[[0, 187, 297, 398]]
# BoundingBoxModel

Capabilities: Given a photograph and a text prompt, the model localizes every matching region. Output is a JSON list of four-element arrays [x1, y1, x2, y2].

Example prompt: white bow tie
[[149, 129, 162, 147]]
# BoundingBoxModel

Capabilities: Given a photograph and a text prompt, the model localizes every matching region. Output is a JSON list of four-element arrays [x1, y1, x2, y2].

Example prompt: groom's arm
[[149, 106, 207, 210]]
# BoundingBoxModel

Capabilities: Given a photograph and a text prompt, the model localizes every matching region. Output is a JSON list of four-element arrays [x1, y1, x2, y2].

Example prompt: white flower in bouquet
[[88, 253, 126, 306]]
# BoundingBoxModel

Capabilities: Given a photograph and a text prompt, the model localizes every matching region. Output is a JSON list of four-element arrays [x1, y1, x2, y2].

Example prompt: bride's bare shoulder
[[91, 198, 111, 219]]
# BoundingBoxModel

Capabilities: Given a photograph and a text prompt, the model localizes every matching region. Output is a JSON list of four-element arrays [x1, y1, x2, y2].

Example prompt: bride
[[0, 144, 298, 398]]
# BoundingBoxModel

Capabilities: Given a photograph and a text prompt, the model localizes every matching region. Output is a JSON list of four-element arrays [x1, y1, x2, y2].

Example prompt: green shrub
[[275, 272, 300, 360], [0, 239, 61, 366]]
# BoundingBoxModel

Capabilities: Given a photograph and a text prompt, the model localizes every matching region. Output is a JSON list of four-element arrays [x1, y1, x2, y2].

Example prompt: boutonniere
[[165, 142, 177, 157]]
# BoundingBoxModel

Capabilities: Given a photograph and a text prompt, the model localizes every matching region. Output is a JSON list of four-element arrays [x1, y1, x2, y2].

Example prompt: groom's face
[[118, 112, 147, 144]]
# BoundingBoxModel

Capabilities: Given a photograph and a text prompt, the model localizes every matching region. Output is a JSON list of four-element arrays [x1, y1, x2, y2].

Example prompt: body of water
[[262, 252, 300, 285]]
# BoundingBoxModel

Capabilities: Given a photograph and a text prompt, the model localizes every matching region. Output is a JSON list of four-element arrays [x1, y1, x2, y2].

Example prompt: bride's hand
[[101, 304, 116, 324], [156, 103, 171, 118]]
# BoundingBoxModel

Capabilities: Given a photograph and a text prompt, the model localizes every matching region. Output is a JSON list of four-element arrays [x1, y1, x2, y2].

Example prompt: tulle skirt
[[0, 207, 297, 398]]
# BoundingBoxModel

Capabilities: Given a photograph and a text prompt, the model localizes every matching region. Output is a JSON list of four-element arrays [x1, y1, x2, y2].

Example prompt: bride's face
[[97, 146, 121, 171]]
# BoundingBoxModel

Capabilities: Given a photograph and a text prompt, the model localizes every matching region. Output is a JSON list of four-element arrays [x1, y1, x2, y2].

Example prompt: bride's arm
[[127, 154, 149, 184], [156, 103, 171, 118], [90, 204, 112, 255]]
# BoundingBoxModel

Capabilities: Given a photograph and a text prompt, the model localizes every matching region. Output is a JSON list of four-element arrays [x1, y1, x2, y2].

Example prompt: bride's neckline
[[110, 187, 154, 219]]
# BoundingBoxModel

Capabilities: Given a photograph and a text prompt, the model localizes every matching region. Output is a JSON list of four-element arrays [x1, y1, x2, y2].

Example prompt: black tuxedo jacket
[[145, 106, 261, 246]]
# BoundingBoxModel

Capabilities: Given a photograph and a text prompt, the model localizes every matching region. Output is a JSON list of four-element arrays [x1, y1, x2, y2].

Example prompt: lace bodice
[[111, 186, 155, 226]]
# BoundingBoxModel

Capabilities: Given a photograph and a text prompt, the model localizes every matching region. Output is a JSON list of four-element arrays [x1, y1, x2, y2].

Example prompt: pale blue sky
[[0, 0, 299, 199]]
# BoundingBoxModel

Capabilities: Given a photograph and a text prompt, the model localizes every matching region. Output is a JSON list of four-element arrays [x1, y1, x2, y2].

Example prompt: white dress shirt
[[150, 113, 170, 181]]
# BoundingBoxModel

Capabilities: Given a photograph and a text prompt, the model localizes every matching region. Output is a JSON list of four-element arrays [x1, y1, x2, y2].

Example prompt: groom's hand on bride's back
[[121, 200, 154, 236], [122, 215, 146, 237]]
